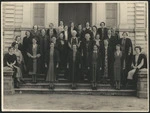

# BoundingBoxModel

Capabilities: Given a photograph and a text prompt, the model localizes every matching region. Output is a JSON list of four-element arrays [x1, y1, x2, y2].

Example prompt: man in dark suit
[[30, 25, 41, 44], [97, 22, 108, 41], [108, 29, 119, 53], [119, 31, 133, 88], [46, 23, 57, 38]]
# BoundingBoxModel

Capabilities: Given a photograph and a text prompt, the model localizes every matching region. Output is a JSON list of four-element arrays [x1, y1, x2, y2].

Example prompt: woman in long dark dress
[[90, 45, 102, 90], [27, 38, 41, 83], [45, 42, 59, 89], [113, 44, 123, 89], [57, 32, 68, 69], [67, 45, 81, 89]]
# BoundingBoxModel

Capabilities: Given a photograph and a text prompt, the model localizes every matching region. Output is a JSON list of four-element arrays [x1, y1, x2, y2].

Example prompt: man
[[30, 25, 41, 44], [119, 31, 133, 88], [46, 23, 57, 39], [108, 29, 119, 53], [77, 24, 84, 42], [97, 22, 108, 41]]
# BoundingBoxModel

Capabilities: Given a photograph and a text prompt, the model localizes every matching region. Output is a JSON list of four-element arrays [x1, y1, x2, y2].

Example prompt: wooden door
[[59, 3, 91, 27]]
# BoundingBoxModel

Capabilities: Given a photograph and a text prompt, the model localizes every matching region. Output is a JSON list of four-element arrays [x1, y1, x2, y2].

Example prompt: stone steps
[[20, 83, 113, 89], [14, 87, 136, 96]]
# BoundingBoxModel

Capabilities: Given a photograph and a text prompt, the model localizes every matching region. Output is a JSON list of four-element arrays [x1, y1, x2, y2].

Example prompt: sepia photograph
[[1, 1, 149, 112]]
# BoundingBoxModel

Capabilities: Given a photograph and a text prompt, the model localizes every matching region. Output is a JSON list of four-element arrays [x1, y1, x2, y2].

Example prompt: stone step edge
[[15, 88, 136, 92]]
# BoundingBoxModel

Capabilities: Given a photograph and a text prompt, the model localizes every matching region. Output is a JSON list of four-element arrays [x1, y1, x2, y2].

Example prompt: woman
[[93, 34, 102, 53], [97, 22, 108, 41], [92, 26, 98, 40], [45, 42, 59, 89], [57, 32, 68, 69], [39, 29, 48, 74], [113, 44, 123, 90], [12, 42, 26, 83], [90, 45, 102, 90], [83, 22, 92, 39], [68, 30, 80, 50], [57, 21, 64, 34], [126, 46, 147, 88], [14, 35, 23, 53], [67, 45, 81, 89], [27, 38, 41, 83], [4, 47, 23, 88]]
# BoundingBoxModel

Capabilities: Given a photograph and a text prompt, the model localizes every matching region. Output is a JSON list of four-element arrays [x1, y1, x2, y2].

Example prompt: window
[[33, 3, 45, 26], [106, 3, 117, 28]]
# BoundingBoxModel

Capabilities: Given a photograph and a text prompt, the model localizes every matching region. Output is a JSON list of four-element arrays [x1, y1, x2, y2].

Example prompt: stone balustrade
[[137, 68, 148, 98], [3, 67, 15, 95]]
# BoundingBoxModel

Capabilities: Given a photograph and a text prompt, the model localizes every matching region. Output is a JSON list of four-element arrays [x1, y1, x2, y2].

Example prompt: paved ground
[[3, 94, 149, 112]]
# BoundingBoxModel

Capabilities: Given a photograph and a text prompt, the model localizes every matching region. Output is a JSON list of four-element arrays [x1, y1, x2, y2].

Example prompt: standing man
[[119, 32, 133, 88]]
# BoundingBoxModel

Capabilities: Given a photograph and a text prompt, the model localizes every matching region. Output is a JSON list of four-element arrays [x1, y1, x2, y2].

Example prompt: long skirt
[[29, 59, 37, 75], [46, 60, 55, 82], [127, 69, 136, 80], [114, 67, 121, 81]]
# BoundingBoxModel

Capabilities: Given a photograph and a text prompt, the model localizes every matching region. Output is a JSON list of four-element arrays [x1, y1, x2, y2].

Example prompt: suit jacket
[[97, 28, 108, 40], [46, 28, 57, 38], [30, 30, 41, 44], [108, 35, 119, 52], [119, 38, 133, 58]]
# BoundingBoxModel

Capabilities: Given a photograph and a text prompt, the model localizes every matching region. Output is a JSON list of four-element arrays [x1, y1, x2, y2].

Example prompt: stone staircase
[[15, 72, 136, 96]]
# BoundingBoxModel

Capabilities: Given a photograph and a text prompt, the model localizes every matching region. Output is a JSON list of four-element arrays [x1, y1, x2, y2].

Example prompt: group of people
[[4, 21, 147, 90]]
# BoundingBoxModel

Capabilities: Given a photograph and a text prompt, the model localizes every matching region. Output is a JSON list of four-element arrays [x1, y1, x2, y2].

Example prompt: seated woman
[[12, 42, 25, 83], [126, 46, 147, 88], [27, 38, 41, 83], [4, 46, 23, 88]]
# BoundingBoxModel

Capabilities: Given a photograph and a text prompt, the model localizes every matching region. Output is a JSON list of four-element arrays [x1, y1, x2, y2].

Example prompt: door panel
[[59, 3, 91, 27]]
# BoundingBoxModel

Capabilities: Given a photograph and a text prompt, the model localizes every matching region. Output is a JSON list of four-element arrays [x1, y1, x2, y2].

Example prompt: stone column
[[92, 3, 106, 27], [3, 67, 15, 95], [137, 68, 148, 98], [45, 3, 59, 28], [118, 3, 128, 29], [21, 3, 33, 38]]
